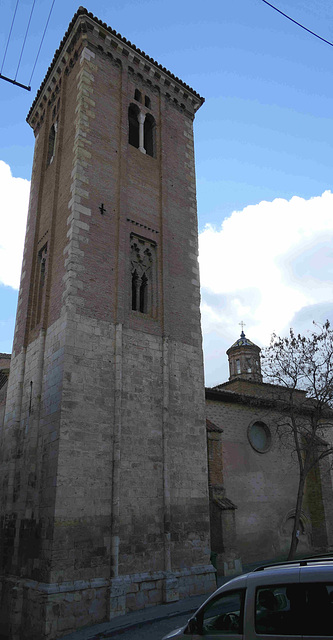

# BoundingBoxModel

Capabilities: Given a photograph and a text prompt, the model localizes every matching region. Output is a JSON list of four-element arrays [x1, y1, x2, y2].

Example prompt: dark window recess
[[139, 273, 148, 313], [128, 104, 139, 148], [134, 88, 142, 102], [32, 244, 48, 328], [47, 123, 57, 165], [144, 114, 155, 157], [130, 236, 156, 317], [132, 270, 148, 314], [145, 95, 151, 108], [255, 583, 333, 636], [132, 270, 138, 310]]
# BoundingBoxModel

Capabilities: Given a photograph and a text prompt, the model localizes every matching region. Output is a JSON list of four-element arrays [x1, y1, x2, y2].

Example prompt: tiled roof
[[27, 6, 204, 122], [213, 496, 237, 510], [0, 354, 10, 390], [228, 330, 259, 351], [206, 418, 223, 433]]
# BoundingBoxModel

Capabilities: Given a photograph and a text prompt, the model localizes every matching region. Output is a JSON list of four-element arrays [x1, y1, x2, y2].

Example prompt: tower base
[[0, 566, 216, 639]]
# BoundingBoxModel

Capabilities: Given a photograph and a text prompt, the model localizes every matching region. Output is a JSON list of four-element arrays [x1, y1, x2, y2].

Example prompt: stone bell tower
[[0, 8, 215, 639]]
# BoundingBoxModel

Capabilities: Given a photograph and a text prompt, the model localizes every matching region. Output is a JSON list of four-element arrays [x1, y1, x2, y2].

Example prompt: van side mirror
[[186, 617, 201, 635]]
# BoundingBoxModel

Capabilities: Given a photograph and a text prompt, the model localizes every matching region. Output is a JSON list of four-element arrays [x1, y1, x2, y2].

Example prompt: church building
[[2, 8, 333, 640], [0, 8, 215, 639], [206, 330, 333, 571]]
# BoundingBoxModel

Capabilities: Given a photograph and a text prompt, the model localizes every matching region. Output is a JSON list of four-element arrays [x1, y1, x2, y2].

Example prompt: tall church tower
[[0, 8, 215, 639]]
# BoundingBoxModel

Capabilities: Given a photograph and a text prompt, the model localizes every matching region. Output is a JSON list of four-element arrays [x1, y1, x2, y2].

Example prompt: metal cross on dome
[[239, 320, 246, 337]]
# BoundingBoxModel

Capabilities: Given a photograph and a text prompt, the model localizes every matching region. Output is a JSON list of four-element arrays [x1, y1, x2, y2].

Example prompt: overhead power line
[[28, 0, 56, 86], [1, 0, 20, 75], [15, 0, 36, 81], [0, 0, 56, 92], [261, 0, 333, 48]]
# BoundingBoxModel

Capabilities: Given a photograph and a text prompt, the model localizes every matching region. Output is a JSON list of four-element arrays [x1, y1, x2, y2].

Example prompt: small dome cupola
[[226, 326, 262, 383]]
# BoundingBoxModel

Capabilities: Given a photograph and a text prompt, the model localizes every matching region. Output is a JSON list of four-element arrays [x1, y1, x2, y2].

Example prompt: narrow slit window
[[134, 88, 142, 102], [132, 270, 138, 311], [144, 114, 155, 157], [139, 273, 148, 313], [47, 123, 57, 165], [32, 243, 48, 328], [128, 104, 140, 148]]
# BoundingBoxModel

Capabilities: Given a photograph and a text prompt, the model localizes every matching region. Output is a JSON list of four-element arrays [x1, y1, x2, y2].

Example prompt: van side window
[[256, 585, 303, 635], [256, 583, 333, 636], [200, 589, 245, 635], [305, 583, 333, 636]]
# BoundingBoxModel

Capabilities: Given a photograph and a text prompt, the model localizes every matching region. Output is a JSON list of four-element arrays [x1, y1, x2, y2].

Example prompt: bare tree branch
[[262, 321, 333, 560]]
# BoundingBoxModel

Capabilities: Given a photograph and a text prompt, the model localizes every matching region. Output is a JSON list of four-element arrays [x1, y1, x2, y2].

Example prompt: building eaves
[[0, 369, 9, 391], [205, 386, 333, 420], [214, 377, 307, 395], [213, 496, 237, 511], [27, 6, 204, 123], [205, 386, 273, 408], [206, 418, 223, 433]]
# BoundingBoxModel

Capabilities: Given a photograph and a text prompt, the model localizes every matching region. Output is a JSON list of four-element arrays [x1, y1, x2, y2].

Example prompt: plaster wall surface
[[206, 397, 318, 563]]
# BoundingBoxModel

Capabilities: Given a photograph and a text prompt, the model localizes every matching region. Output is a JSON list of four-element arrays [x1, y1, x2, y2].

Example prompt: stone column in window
[[138, 112, 146, 154]]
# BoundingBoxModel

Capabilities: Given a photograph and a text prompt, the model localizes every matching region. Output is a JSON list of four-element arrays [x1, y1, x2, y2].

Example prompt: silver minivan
[[163, 558, 333, 640]]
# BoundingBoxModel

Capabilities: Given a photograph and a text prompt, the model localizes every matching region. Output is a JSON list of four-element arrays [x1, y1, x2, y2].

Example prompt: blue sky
[[1, 0, 333, 384]]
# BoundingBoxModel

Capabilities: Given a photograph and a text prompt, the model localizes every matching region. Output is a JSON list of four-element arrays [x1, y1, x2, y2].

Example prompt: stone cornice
[[27, 7, 204, 127]]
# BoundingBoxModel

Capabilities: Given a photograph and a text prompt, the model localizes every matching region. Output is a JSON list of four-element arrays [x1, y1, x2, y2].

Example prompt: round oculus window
[[248, 421, 271, 453]]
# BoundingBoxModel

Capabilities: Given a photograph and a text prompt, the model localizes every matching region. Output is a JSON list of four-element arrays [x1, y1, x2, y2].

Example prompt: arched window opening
[[128, 104, 140, 148], [47, 123, 57, 165], [139, 273, 148, 313], [132, 270, 138, 310], [145, 95, 151, 109], [32, 243, 48, 328], [130, 235, 157, 317], [134, 89, 142, 103], [144, 114, 155, 157]]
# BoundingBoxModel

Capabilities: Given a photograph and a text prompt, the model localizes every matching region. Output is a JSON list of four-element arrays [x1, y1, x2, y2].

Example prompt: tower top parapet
[[27, 6, 204, 127]]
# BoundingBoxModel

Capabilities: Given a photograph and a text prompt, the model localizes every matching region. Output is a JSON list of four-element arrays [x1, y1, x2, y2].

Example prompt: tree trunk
[[287, 471, 306, 560]]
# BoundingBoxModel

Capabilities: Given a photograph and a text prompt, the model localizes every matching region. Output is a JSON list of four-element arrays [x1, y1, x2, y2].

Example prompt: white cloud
[[1, 159, 332, 388], [0, 161, 30, 290], [199, 191, 333, 385]]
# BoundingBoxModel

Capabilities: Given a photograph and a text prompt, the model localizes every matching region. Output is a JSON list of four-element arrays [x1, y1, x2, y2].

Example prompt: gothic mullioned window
[[128, 97, 156, 157], [130, 234, 157, 317]]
